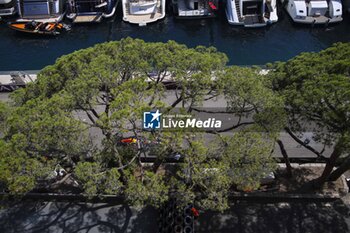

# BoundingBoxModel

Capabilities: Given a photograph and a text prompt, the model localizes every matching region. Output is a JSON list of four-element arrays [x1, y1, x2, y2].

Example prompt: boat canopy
[[23, 1, 50, 16]]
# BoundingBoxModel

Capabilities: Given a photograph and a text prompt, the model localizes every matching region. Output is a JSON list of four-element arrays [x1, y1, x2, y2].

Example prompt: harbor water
[[0, 6, 349, 71]]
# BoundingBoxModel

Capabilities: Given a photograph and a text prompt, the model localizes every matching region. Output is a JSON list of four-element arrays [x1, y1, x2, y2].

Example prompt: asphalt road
[[0, 92, 333, 158], [0, 200, 349, 233], [195, 200, 350, 233], [0, 201, 157, 233]]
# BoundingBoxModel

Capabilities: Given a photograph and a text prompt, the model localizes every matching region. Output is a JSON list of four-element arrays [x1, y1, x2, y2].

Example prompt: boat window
[[194, 1, 198, 10], [299, 10, 303, 13]]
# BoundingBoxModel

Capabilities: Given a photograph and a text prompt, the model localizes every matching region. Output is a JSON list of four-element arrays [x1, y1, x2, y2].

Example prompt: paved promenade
[[0, 200, 349, 233]]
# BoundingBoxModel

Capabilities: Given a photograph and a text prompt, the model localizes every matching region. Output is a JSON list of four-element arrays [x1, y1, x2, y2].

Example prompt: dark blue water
[[0, 6, 349, 71]]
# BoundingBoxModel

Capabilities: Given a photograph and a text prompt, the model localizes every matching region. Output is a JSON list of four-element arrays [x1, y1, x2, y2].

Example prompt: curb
[[0, 191, 341, 204], [0, 165, 346, 203], [229, 192, 340, 202], [0, 192, 124, 204]]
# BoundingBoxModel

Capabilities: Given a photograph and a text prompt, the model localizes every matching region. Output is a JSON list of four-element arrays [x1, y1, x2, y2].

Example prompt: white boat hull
[[122, 0, 165, 25], [281, 0, 343, 24], [0, 6, 16, 16], [226, 0, 278, 27]]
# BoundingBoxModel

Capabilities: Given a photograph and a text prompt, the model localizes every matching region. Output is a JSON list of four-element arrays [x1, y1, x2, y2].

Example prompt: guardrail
[[139, 156, 329, 163], [0, 189, 340, 204]]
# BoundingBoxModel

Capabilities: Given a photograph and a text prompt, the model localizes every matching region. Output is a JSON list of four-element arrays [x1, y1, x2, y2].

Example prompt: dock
[[0, 71, 38, 92]]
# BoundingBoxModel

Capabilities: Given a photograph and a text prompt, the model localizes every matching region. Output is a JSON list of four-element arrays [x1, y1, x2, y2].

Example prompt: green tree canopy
[[217, 66, 286, 133], [269, 42, 350, 184], [0, 38, 282, 211]]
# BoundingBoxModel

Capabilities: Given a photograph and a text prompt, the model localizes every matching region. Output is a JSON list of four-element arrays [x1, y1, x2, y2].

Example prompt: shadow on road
[[195, 200, 350, 233], [1, 199, 350, 233], [0, 201, 158, 233]]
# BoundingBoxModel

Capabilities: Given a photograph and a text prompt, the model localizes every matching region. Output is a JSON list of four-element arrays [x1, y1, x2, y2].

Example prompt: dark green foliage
[[269, 42, 350, 183]]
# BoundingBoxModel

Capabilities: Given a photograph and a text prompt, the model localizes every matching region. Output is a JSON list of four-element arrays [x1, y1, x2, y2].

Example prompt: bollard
[[174, 225, 183, 233], [184, 216, 192, 225], [184, 207, 192, 215], [184, 226, 193, 233]]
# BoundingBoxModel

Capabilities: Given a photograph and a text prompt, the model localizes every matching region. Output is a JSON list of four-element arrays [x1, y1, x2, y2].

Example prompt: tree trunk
[[106, 131, 127, 185], [152, 157, 164, 173], [312, 140, 343, 187], [277, 139, 293, 177], [328, 155, 350, 181]]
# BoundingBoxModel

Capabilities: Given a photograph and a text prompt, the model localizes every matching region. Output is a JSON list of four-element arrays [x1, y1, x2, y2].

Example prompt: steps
[[264, 11, 270, 19], [264, 2, 272, 19], [157, 0, 162, 13], [125, 2, 130, 14], [235, 0, 242, 21]]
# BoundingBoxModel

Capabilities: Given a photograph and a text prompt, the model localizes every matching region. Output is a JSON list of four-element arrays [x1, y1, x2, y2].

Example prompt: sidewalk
[[0, 71, 38, 92]]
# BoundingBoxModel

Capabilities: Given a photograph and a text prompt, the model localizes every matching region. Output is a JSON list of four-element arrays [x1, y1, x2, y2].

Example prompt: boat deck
[[243, 15, 267, 27], [177, 0, 209, 17], [15, 15, 64, 23], [293, 15, 343, 24], [73, 15, 103, 23], [123, 0, 164, 25], [123, 12, 163, 25]]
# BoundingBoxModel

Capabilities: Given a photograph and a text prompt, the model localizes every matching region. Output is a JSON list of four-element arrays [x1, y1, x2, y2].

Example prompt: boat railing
[[74, 0, 105, 3], [129, 0, 156, 3], [21, 13, 62, 18], [178, 9, 206, 16]]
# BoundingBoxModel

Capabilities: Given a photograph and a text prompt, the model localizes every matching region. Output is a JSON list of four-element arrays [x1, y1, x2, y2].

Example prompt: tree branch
[[191, 107, 254, 114], [206, 122, 255, 134], [277, 139, 292, 177], [285, 127, 328, 160]]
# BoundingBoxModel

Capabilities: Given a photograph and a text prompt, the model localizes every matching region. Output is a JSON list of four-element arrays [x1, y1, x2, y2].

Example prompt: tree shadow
[[195, 200, 350, 233], [275, 167, 344, 194], [2, 199, 349, 233], [0, 201, 158, 233]]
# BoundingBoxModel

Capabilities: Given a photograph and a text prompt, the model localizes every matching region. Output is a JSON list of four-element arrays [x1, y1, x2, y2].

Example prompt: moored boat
[[8, 21, 63, 35], [16, 0, 65, 23], [66, 0, 118, 23], [122, 0, 166, 26], [172, 0, 219, 18], [280, 0, 343, 24], [226, 0, 278, 27]]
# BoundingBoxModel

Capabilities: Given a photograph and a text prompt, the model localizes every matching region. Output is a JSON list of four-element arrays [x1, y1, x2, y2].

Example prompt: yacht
[[122, 0, 165, 26], [66, 0, 118, 23], [281, 0, 342, 24], [226, 0, 278, 27], [0, 0, 17, 16], [172, 0, 219, 18], [16, 0, 65, 22]]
